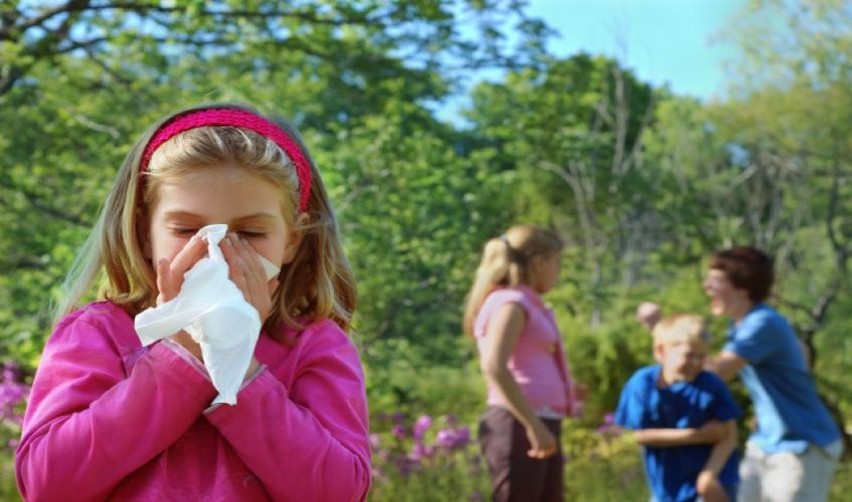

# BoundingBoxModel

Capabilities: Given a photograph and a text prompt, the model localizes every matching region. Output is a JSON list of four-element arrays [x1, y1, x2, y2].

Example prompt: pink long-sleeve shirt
[[16, 301, 371, 502]]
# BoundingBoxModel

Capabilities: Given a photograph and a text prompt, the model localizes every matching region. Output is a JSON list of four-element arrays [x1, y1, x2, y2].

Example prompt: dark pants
[[478, 407, 564, 502]]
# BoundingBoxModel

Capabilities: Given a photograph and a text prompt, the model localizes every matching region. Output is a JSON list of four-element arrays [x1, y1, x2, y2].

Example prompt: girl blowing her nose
[[15, 104, 371, 501]]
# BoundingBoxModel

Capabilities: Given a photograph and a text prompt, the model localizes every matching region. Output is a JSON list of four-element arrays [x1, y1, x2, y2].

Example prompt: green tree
[[463, 54, 657, 324]]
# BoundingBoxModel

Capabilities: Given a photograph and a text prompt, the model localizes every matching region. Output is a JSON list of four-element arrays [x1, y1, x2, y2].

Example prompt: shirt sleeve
[[614, 369, 651, 429], [15, 312, 218, 502], [474, 289, 530, 339], [203, 321, 371, 502], [722, 310, 777, 364]]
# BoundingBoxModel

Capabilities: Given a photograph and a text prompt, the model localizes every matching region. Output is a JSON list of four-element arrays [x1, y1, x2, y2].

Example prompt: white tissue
[[134, 224, 280, 405]]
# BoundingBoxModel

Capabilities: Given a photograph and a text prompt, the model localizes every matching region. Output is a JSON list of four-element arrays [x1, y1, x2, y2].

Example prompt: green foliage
[[368, 420, 489, 502], [364, 335, 484, 425], [322, 104, 514, 363], [0, 455, 20, 502], [563, 425, 648, 502]]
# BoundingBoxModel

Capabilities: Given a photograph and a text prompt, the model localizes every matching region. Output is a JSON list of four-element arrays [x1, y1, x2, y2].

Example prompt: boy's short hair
[[709, 246, 774, 303], [652, 314, 711, 346]]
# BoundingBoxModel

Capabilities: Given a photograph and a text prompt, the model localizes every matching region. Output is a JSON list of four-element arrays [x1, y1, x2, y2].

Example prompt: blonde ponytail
[[462, 225, 563, 336]]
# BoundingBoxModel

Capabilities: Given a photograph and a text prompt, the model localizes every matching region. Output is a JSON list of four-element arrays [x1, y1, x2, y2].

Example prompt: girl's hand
[[526, 421, 558, 459], [155, 234, 208, 306], [220, 233, 279, 323], [154, 234, 208, 359]]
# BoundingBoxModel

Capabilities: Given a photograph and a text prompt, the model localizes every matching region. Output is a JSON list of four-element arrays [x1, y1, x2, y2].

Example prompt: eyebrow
[[162, 211, 280, 222]]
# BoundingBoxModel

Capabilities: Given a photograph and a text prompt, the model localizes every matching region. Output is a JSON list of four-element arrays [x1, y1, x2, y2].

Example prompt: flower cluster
[[369, 412, 487, 500], [373, 413, 473, 477], [0, 361, 30, 451]]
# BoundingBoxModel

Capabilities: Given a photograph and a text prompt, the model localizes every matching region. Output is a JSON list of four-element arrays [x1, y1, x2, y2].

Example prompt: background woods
[[1, 0, 849, 500]]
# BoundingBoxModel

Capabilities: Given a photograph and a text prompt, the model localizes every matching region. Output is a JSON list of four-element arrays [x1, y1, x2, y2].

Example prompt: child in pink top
[[463, 225, 584, 502], [16, 104, 370, 501]]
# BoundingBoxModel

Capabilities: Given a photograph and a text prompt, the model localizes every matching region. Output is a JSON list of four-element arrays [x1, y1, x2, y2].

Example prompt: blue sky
[[526, 0, 745, 101]]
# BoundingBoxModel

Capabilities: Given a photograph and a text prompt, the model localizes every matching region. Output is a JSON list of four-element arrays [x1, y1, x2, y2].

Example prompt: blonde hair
[[652, 314, 711, 347], [462, 225, 564, 336], [55, 103, 357, 334]]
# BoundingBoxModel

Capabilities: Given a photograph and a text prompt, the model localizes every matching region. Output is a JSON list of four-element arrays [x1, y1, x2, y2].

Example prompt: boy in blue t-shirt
[[615, 314, 742, 502]]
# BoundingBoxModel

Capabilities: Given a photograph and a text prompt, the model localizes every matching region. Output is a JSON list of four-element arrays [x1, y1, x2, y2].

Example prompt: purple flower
[[435, 428, 455, 447], [412, 414, 432, 440], [369, 433, 382, 450], [0, 361, 29, 425], [436, 426, 471, 449], [393, 453, 421, 476], [391, 424, 407, 441], [596, 412, 622, 436], [454, 426, 471, 446], [408, 442, 435, 462], [370, 466, 389, 485]]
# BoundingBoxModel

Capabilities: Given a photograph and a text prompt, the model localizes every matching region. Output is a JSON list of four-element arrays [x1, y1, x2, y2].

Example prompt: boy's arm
[[632, 420, 727, 447], [635, 302, 662, 331], [696, 420, 737, 502], [705, 351, 748, 382]]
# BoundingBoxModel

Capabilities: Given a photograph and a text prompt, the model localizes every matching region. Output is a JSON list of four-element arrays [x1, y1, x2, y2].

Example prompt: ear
[[137, 209, 152, 260], [653, 342, 666, 362], [528, 254, 545, 277], [281, 213, 309, 265]]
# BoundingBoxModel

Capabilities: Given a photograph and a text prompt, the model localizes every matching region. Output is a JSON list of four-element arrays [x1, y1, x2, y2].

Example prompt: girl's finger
[[156, 258, 173, 304], [223, 238, 250, 296], [232, 236, 268, 301], [170, 234, 208, 276], [234, 236, 265, 284]]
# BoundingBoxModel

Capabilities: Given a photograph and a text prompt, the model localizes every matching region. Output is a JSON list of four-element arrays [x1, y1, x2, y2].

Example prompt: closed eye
[[237, 231, 266, 239], [171, 227, 198, 236]]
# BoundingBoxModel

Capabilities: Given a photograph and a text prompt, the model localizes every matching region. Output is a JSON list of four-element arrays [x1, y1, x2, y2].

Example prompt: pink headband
[[140, 108, 313, 211]]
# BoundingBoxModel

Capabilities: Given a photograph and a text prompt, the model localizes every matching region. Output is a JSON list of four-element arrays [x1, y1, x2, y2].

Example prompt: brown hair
[[462, 225, 563, 337], [55, 103, 357, 334], [709, 246, 774, 303]]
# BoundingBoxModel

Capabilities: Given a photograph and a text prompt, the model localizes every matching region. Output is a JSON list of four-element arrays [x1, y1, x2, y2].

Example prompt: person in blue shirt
[[639, 246, 844, 502], [616, 314, 742, 502]]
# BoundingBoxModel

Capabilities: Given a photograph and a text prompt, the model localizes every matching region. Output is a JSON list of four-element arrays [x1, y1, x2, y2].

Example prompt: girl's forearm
[[17, 341, 216, 501], [205, 324, 371, 502], [484, 367, 543, 431]]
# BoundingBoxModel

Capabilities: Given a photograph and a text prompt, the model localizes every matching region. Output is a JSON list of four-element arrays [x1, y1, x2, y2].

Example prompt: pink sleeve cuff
[[158, 339, 211, 380], [203, 364, 268, 414]]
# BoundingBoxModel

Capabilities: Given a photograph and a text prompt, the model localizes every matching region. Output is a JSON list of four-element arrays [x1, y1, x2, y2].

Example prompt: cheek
[[249, 239, 288, 267], [153, 237, 192, 263]]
